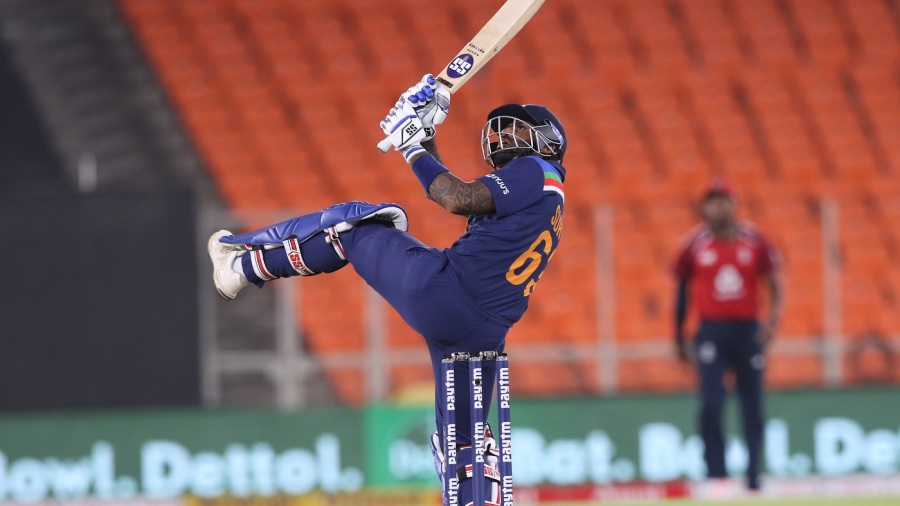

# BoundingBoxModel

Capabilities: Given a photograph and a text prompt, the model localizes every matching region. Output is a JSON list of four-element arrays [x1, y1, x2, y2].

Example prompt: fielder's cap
[[702, 179, 735, 201]]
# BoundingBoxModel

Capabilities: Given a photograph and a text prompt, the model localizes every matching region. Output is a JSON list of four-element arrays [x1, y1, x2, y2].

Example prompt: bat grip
[[377, 136, 392, 153]]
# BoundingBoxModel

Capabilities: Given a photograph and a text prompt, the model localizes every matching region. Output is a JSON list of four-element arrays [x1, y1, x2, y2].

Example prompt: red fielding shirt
[[674, 222, 781, 321]]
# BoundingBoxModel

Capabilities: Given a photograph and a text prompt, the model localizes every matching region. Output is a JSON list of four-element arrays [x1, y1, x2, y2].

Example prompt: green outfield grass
[[548, 497, 899, 506]]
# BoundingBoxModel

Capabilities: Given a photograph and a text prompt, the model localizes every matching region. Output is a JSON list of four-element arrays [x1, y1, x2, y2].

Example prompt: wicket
[[440, 351, 513, 506]]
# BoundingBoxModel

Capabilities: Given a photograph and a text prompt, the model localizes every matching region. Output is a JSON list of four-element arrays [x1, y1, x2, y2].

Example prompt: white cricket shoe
[[207, 230, 248, 301]]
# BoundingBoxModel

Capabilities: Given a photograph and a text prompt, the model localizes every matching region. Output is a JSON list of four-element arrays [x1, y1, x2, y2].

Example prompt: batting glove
[[401, 74, 450, 140], [380, 101, 427, 163]]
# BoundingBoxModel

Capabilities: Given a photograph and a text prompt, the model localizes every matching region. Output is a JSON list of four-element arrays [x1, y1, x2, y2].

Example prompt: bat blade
[[434, 0, 545, 94], [377, 0, 546, 153]]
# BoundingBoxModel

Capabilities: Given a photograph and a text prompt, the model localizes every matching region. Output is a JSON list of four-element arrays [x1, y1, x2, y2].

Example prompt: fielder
[[673, 181, 783, 492], [208, 75, 567, 505]]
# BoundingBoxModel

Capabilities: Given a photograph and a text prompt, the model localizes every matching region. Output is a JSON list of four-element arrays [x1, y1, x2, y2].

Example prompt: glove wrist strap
[[401, 144, 426, 164]]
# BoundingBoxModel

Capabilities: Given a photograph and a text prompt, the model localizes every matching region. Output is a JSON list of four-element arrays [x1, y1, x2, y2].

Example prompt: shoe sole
[[207, 231, 236, 301]]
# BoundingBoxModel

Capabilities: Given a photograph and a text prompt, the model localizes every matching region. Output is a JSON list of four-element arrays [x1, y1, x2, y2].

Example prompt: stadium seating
[[118, 0, 900, 402]]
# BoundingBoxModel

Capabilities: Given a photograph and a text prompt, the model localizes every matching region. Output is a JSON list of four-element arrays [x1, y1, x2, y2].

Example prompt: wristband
[[410, 153, 449, 192]]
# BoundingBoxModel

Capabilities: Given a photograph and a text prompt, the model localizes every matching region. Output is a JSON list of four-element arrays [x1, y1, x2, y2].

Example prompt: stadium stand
[[117, 0, 900, 402]]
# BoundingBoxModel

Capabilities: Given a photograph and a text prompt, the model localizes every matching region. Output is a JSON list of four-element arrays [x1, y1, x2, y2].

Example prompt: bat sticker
[[446, 54, 475, 78]]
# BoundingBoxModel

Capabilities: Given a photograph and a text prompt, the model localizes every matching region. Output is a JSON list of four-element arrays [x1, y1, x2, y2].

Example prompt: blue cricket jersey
[[445, 155, 566, 324]]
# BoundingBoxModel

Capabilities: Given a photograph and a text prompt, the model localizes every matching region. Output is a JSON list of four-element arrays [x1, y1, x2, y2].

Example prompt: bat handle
[[376, 136, 392, 153]]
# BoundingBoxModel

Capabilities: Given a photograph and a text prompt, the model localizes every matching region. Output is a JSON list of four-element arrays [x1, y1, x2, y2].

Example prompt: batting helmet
[[482, 103, 567, 167]]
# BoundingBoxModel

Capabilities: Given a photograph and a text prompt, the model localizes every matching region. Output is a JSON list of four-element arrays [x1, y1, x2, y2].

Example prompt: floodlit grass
[[545, 497, 899, 506]]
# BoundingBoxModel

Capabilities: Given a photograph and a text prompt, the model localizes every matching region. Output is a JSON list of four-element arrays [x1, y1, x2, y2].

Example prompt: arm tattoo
[[429, 172, 496, 215]]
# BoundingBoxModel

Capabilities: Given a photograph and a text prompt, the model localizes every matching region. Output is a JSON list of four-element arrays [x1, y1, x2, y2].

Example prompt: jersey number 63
[[505, 205, 563, 297]]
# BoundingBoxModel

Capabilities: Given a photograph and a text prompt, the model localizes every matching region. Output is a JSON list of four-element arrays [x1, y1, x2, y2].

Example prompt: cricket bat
[[377, 0, 546, 153]]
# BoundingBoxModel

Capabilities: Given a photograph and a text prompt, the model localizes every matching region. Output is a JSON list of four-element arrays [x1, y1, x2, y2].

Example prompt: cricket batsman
[[207, 75, 567, 505]]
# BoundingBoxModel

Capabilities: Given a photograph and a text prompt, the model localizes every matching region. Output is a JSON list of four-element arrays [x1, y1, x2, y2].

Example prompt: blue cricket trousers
[[694, 319, 765, 489], [341, 223, 510, 446]]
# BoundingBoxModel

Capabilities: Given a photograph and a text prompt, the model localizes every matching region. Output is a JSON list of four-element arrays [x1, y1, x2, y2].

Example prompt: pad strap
[[455, 462, 501, 484], [283, 237, 316, 276], [249, 248, 277, 281], [325, 227, 347, 261]]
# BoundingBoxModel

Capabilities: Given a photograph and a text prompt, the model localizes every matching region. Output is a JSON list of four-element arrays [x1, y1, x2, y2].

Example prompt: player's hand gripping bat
[[377, 0, 545, 153]]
